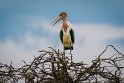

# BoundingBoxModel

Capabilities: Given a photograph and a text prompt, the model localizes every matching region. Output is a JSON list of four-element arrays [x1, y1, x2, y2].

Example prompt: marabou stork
[[51, 12, 74, 54]]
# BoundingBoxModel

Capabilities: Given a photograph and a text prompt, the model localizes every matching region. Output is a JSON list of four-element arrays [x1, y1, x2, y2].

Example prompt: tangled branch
[[0, 45, 124, 83]]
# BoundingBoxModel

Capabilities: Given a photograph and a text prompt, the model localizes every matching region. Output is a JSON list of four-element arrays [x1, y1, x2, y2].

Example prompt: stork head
[[51, 12, 67, 26]]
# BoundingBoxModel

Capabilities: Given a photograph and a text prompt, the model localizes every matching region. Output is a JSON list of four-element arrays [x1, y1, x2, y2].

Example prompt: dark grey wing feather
[[60, 30, 63, 44], [70, 29, 75, 44]]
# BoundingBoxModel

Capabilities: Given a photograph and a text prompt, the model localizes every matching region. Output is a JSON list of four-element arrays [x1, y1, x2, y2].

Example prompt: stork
[[51, 12, 74, 59]]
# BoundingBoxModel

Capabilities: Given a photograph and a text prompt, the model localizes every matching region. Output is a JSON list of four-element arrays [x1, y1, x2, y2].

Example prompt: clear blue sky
[[0, 0, 124, 40], [0, 0, 124, 66]]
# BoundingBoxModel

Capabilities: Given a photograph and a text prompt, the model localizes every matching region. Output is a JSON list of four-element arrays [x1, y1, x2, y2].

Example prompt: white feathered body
[[60, 22, 74, 50]]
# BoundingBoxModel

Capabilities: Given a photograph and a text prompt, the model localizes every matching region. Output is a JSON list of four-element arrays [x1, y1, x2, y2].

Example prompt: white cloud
[[0, 23, 124, 67], [0, 33, 53, 67], [73, 24, 124, 64], [23, 32, 52, 49], [30, 16, 63, 35], [74, 24, 124, 41], [0, 39, 33, 67]]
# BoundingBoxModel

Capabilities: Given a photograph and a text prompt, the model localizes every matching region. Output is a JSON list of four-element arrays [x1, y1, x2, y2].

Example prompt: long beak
[[51, 16, 62, 26]]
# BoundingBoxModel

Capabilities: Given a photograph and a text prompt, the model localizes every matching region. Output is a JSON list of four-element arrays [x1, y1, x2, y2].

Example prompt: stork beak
[[51, 16, 62, 26]]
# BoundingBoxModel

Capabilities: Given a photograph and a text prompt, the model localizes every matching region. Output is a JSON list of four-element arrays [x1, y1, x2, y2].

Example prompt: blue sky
[[0, 0, 124, 67], [0, 0, 124, 40]]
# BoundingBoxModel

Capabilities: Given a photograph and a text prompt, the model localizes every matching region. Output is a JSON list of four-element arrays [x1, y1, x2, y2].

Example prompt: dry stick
[[0, 46, 124, 83], [99, 45, 124, 58]]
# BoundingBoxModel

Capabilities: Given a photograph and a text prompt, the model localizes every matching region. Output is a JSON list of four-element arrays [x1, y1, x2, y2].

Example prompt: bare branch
[[0, 45, 124, 83]]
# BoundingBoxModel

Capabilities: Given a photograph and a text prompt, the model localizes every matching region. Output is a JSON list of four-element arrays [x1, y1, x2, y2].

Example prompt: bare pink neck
[[62, 18, 68, 32]]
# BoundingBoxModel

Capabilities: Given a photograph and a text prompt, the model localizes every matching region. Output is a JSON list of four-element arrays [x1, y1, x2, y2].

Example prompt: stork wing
[[60, 30, 63, 44], [70, 29, 75, 44]]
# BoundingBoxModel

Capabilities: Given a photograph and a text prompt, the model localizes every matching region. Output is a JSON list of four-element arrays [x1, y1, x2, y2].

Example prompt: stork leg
[[63, 46, 65, 59], [70, 49, 73, 63], [70, 45, 73, 63]]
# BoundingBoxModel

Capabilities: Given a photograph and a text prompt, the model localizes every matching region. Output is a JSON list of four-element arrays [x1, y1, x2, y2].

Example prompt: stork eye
[[59, 12, 67, 16], [59, 13, 63, 16]]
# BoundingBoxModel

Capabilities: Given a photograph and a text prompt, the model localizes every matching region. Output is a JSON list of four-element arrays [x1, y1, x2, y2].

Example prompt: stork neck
[[63, 17, 67, 27], [62, 18, 68, 32]]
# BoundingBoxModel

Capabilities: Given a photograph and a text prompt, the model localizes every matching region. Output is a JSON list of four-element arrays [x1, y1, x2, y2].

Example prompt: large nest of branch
[[0, 45, 124, 83]]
